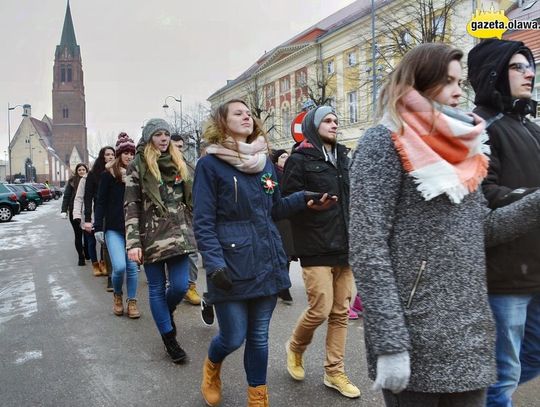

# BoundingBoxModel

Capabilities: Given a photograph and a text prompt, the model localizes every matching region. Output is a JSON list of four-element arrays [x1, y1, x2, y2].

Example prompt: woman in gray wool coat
[[349, 43, 540, 406]]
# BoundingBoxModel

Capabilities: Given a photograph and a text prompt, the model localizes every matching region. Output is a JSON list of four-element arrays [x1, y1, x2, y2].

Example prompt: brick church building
[[9, 1, 88, 184]]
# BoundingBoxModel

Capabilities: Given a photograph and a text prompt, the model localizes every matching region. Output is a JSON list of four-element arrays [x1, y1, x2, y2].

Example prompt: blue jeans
[[144, 255, 189, 334], [105, 230, 138, 299], [208, 295, 277, 386], [487, 293, 540, 407]]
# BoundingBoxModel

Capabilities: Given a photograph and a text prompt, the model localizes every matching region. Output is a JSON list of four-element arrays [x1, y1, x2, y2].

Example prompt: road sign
[[291, 111, 307, 143]]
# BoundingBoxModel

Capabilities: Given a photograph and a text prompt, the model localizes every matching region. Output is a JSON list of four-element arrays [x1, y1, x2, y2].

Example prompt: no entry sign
[[291, 111, 307, 143]]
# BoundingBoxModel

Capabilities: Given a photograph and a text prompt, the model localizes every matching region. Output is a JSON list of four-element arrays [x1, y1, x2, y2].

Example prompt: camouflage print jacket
[[124, 162, 197, 264]]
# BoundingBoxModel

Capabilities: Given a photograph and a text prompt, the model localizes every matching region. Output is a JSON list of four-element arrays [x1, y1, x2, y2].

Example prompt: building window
[[348, 91, 358, 124], [61, 65, 66, 82], [347, 52, 357, 66], [281, 106, 291, 135], [296, 70, 307, 87], [67, 65, 72, 82], [267, 111, 275, 135], [327, 60, 335, 75], [433, 15, 445, 36], [266, 84, 275, 99], [62, 107, 69, 118], [280, 76, 290, 93]]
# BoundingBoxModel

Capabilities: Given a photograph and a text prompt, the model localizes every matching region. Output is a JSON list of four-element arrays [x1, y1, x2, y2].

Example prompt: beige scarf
[[206, 135, 269, 173]]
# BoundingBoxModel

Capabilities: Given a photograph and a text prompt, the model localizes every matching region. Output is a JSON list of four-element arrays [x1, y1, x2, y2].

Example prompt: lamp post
[[7, 103, 28, 182], [163, 95, 182, 135]]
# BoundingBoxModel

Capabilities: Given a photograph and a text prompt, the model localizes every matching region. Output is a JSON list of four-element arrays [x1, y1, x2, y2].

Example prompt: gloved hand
[[94, 231, 105, 244], [373, 351, 410, 394], [210, 267, 233, 291], [61, 212, 68, 219]]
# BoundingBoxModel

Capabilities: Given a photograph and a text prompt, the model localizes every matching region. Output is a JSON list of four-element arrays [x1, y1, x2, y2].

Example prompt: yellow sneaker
[[184, 282, 201, 305], [285, 340, 304, 381], [323, 372, 361, 398]]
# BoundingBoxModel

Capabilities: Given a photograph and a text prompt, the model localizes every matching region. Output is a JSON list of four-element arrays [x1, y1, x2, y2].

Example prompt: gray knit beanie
[[142, 118, 171, 143], [312, 106, 335, 129]]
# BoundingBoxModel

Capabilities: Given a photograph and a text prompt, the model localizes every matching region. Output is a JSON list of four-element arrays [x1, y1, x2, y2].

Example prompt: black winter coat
[[83, 171, 100, 223], [477, 106, 540, 294], [281, 141, 350, 267], [469, 38, 540, 294]]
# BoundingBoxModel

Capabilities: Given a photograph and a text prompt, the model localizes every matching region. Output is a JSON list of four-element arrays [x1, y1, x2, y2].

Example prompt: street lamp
[[163, 95, 182, 134], [7, 103, 29, 182]]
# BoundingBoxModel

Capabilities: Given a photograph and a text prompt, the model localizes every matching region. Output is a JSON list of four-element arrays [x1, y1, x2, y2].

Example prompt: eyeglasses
[[508, 62, 535, 74]]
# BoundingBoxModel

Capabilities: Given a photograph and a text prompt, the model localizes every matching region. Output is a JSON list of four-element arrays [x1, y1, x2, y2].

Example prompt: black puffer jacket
[[469, 39, 540, 294], [281, 108, 350, 267]]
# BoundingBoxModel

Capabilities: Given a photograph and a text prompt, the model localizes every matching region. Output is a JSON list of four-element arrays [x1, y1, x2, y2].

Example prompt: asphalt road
[[0, 199, 538, 407]]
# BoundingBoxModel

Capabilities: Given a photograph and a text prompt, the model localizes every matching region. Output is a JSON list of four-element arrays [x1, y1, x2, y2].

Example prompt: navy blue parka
[[193, 155, 305, 304]]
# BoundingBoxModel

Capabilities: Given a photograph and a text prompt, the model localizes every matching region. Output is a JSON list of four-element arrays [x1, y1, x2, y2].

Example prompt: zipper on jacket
[[233, 176, 238, 203], [406, 260, 427, 309]]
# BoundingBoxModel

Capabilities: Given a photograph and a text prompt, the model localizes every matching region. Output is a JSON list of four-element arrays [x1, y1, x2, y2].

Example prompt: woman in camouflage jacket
[[124, 118, 197, 364]]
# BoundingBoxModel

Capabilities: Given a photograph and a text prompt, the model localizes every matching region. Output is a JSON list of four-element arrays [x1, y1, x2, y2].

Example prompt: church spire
[[56, 0, 79, 58]]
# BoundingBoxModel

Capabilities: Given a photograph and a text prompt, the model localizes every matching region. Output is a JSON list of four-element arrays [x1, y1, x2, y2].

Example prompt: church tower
[[52, 1, 87, 166]]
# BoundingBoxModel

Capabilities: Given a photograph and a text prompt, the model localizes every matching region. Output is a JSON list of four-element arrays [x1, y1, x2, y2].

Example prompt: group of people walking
[[59, 38, 540, 407]]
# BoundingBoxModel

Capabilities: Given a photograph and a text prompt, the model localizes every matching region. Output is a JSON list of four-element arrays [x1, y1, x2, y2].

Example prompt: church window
[[61, 65, 66, 82], [67, 66, 72, 82], [63, 107, 69, 118]]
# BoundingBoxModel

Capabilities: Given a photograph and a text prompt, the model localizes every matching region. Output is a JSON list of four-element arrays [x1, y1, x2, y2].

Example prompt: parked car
[[2, 184, 29, 210], [27, 183, 53, 202], [0, 188, 21, 222], [7, 184, 41, 211], [49, 185, 62, 199]]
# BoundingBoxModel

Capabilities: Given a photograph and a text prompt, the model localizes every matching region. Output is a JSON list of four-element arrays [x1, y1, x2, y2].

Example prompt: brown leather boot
[[92, 262, 101, 276], [201, 356, 222, 406], [247, 385, 268, 407], [126, 299, 141, 319], [99, 260, 108, 276], [113, 293, 123, 316]]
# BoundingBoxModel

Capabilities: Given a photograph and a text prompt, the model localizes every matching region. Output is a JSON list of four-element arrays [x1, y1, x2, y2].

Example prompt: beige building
[[207, 0, 514, 149], [9, 106, 71, 184]]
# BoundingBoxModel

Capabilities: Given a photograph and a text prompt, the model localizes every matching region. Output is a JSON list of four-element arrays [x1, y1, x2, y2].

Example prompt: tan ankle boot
[[92, 262, 101, 276], [126, 299, 141, 319], [247, 385, 268, 407], [201, 356, 222, 406], [99, 260, 108, 276], [113, 293, 123, 316]]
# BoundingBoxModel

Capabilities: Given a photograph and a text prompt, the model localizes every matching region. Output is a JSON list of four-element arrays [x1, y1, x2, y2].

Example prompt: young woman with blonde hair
[[124, 118, 196, 364]]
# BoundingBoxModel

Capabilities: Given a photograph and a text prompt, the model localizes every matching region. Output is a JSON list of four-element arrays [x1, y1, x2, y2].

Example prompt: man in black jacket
[[281, 106, 360, 399], [468, 39, 540, 407]]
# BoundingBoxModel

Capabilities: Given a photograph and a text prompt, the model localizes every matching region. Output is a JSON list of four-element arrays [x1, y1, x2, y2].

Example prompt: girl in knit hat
[[94, 132, 140, 319], [124, 118, 196, 364]]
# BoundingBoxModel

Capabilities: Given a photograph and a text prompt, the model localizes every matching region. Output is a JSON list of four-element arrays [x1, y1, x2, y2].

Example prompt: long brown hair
[[70, 163, 88, 191], [378, 43, 463, 131], [109, 154, 130, 183], [203, 99, 268, 146]]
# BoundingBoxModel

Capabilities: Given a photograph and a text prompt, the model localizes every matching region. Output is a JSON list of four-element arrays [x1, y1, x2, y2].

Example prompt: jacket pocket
[[220, 235, 256, 281], [406, 260, 427, 309]]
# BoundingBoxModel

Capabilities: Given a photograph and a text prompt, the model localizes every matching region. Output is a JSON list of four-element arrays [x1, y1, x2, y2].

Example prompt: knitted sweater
[[349, 125, 540, 392]]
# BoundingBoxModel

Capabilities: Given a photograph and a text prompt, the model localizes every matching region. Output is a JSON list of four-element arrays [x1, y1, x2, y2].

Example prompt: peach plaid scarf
[[206, 135, 269, 174], [382, 90, 490, 204]]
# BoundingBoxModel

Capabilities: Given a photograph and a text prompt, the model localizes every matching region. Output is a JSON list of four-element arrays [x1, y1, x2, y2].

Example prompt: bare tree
[[87, 130, 120, 160], [243, 75, 280, 143]]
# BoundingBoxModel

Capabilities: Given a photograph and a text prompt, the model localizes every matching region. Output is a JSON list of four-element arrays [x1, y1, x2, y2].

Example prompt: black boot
[[161, 330, 187, 364], [278, 288, 293, 304], [78, 256, 85, 266]]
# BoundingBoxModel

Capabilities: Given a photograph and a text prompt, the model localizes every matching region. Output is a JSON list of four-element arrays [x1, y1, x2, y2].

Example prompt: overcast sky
[[0, 0, 355, 156]]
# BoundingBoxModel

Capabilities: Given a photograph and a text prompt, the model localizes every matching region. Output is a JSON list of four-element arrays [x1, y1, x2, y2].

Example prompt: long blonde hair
[[143, 141, 190, 182], [377, 43, 463, 132]]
